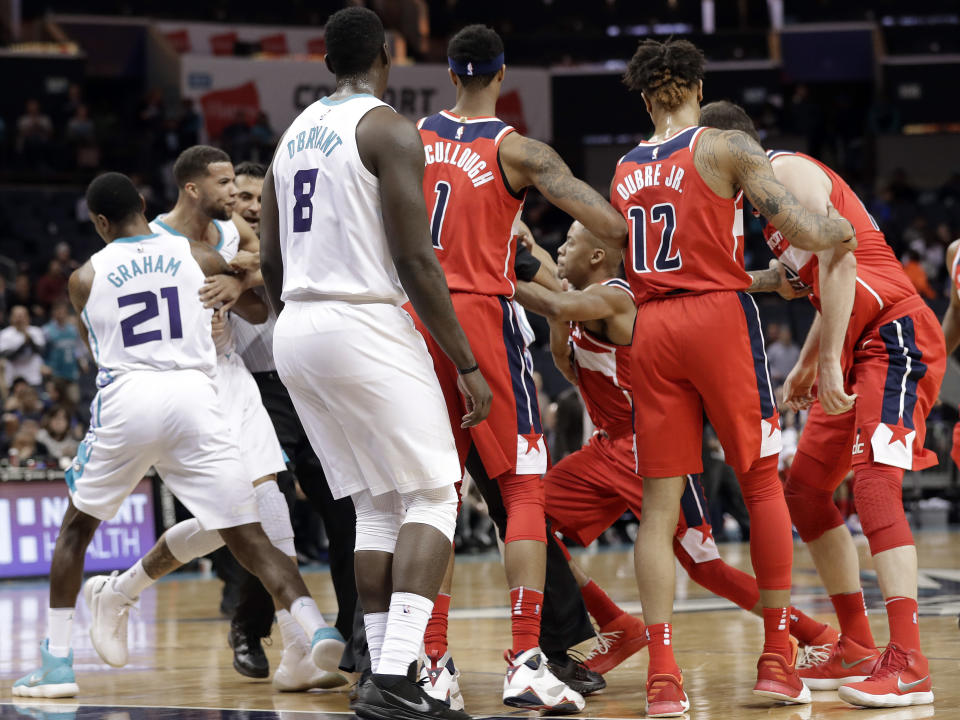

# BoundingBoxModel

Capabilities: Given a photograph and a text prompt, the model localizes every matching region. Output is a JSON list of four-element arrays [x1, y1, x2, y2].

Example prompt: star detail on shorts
[[521, 426, 542, 455], [886, 422, 912, 447], [767, 415, 781, 436]]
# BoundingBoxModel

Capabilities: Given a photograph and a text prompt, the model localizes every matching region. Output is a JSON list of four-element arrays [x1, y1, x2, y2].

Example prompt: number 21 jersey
[[84, 232, 215, 378], [418, 111, 525, 296], [272, 93, 406, 306], [611, 125, 749, 304]]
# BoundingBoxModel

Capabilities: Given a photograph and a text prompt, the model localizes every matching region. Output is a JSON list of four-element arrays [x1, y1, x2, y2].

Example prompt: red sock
[[788, 606, 829, 645], [509, 586, 543, 654], [423, 592, 451, 659], [831, 591, 875, 649], [645, 622, 679, 676], [762, 607, 791, 661], [580, 580, 623, 627], [885, 596, 921, 652]]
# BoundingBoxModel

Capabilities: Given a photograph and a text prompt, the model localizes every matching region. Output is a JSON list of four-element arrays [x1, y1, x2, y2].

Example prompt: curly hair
[[623, 38, 705, 111]]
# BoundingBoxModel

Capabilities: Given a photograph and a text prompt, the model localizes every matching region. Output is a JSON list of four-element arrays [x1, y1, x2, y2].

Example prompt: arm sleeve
[[514, 243, 542, 282]]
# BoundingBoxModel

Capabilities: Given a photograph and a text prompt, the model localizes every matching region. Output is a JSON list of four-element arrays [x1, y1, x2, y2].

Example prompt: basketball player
[[12, 173, 339, 699], [213, 160, 359, 690], [260, 8, 491, 720], [409, 24, 624, 713], [610, 39, 856, 716], [511, 221, 838, 677], [82, 147, 345, 691], [701, 100, 943, 708]]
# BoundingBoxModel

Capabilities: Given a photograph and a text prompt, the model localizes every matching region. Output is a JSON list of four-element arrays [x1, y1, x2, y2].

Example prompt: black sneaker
[[351, 672, 472, 720], [548, 655, 606, 696], [227, 623, 269, 678]]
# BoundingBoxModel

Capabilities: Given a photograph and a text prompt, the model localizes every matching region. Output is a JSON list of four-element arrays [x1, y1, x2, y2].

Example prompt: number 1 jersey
[[611, 125, 749, 304], [417, 111, 525, 296], [84, 232, 216, 378], [272, 93, 406, 306]]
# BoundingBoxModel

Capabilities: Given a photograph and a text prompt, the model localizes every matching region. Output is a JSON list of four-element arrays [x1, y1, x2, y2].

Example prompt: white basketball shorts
[[273, 300, 460, 500], [66, 369, 258, 530]]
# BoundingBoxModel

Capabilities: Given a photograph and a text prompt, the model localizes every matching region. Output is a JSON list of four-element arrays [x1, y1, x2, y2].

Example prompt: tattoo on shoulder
[[520, 137, 605, 207]]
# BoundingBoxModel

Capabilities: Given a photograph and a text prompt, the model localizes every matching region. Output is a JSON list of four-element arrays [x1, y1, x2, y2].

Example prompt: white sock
[[289, 596, 327, 639], [115, 559, 153, 600], [377, 592, 434, 676], [364, 612, 388, 673], [48, 608, 74, 657], [276, 609, 307, 649]]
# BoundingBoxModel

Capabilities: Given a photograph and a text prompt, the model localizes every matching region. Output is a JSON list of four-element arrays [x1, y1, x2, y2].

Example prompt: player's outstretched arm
[[499, 134, 627, 247], [695, 129, 855, 252], [357, 107, 491, 427], [515, 281, 630, 324], [943, 239, 960, 355], [260, 164, 283, 317]]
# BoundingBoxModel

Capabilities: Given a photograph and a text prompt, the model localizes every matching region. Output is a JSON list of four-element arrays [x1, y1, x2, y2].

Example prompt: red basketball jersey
[[952, 242, 960, 300], [570, 279, 635, 438], [611, 126, 748, 304], [417, 110, 526, 296], [762, 150, 916, 315]]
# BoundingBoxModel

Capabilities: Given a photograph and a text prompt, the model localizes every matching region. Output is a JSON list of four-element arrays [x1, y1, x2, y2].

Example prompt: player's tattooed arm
[[500, 134, 627, 246], [942, 239, 960, 355], [696, 129, 856, 252]]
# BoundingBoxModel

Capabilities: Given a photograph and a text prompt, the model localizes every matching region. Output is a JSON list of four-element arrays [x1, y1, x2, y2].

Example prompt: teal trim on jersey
[[320, 93, 376, 106], [152, 218, 187, 238], [82, 308, 100, 363], [113, 232, 160, 244], [281, 449, 290, 464], [95, 394, 102, 427], [212, 219, 224, 251]]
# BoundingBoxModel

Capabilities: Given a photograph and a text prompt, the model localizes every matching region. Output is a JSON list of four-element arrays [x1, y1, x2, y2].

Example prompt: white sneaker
[[83, 572, 136, 668], [273, 641, 349, 692], [503, 647, 585, 714], [419, 651, 465, 711]]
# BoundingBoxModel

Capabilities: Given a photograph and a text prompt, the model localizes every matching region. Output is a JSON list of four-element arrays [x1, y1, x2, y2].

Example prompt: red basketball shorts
[[631, 291, 781, 477], [407, 293, 546, 479], [797, 298, 945, 491]]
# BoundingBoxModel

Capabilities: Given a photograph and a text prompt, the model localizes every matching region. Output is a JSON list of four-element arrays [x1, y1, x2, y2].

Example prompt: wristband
[[457, 364, 479, 375]]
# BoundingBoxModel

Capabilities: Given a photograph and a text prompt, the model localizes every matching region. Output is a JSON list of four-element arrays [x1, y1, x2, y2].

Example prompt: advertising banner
[[181, 56, 552, 142], [157, 20, 326, 56], [0, 479, 155, 578]]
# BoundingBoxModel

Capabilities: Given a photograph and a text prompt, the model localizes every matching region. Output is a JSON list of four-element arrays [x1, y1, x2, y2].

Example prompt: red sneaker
[[838, 643, 934, 708], [646, 671, 689, 718], [799, 634, 880, 690], [796, 625, 839, 670], [753, 638, 812, 704], [584, 613, 649, 675]]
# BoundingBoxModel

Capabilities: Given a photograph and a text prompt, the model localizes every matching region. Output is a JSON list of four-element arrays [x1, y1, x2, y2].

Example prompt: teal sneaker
[[310, 625, 346, 674], [12, 640, 79, 698]]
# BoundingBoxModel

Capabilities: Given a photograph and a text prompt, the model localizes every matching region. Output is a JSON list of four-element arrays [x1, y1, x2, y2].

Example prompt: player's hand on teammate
[[229, 250, 260, 273], [818, 360, 857, 415], [782, 361, 818, 412], [200, 274, 243, 312], [457, 369, 493, 428], [770, 259, 811, 300]]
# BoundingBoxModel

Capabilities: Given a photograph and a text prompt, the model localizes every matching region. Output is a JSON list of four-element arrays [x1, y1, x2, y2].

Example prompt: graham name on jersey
[[107, 255, 182, 288], [614, 163, 685, 200], [424, 141, 495, 188]]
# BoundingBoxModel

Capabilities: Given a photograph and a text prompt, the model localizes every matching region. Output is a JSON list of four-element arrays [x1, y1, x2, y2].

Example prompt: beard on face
[[201, 195, 233, 221]]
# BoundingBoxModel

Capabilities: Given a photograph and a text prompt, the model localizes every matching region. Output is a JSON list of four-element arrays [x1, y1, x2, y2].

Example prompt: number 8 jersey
[[84, 232, 216, 378], [611, 125, 749, 304], [417, 110, 525, 296]]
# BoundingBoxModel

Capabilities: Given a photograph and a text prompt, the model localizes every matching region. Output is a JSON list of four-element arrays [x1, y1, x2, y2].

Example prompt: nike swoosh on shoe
[[840, 656, 875, 669], [897, 675, 929, 692]]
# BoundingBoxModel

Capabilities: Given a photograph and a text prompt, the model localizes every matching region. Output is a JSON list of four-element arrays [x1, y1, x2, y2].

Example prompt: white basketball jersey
[[84, 232, 215, 379], [149, 214, 241, 356], [272, 93, 407, 305]]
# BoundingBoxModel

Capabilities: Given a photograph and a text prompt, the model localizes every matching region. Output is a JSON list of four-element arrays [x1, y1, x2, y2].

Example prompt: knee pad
[[735, 454, 781, 503], [853, 465, 913, 554], [498, 473, 546, 544], [401, 483, 459, 543], [254, 481, 296, 557], [353, 489, 403, 553], [165, 518, 225, 564], [784, 451, 845, 543]]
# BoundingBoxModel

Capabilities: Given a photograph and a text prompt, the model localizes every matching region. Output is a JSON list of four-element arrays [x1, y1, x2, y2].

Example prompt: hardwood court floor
[[2, 530, 960, 719]]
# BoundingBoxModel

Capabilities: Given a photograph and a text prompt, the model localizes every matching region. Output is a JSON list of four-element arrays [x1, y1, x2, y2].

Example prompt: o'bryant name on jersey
[[286, 125, 343, 159], [106, 255, 181, 288], [424, 141, 495, 188], [614, 163, 685, 200]]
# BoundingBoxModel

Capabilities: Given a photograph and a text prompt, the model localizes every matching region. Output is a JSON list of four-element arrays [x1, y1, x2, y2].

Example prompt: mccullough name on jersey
[[424, 140, 495, 187]]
